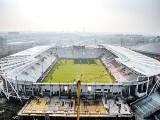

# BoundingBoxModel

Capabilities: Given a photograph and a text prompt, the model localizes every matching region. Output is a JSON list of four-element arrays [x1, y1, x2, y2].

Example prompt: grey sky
[[0, 0, 160, 34]]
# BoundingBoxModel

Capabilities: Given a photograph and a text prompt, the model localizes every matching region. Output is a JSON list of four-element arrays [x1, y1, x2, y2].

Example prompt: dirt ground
[[0, 97, 24, 120]]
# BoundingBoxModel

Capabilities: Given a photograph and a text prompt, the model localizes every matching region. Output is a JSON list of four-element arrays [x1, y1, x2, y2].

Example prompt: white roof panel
[[104, 45, 160, 76], [132, 43, 160, 55], [11, 45, 51, 56]]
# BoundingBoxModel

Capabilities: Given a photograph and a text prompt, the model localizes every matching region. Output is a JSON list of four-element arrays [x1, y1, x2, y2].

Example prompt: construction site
[[0, 44, 160, 120]]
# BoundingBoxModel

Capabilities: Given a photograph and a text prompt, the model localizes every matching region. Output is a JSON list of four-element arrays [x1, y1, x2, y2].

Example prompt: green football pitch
[[43, 59, 116, 83]]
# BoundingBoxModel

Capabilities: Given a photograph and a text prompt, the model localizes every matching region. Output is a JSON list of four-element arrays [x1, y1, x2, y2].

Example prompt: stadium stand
[[101, 55, 138, 83], [155, 57, 160, 62], [154, 110, 160, 120], [50, 47, 102, 58], [132, 42, 160, 57], [132, 96, 160, 118], [15, 52, 57, 82]]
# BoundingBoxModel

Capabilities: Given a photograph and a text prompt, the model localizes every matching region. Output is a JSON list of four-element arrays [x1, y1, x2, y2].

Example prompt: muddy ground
[[0, 97, 24, 120]]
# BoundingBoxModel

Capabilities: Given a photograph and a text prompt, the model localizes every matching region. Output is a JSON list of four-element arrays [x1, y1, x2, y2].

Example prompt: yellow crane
[[76, 80, 81, 120], [75, 73, 105, 120]]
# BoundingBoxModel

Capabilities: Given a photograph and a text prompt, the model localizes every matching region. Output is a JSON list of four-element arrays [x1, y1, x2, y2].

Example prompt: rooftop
[[104, 45, 160, 76], [11, 45, 51, 57], [132, 42, 160, 55]]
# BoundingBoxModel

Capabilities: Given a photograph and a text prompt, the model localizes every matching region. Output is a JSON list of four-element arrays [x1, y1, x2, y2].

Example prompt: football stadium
[[0, 44, 160, 120]]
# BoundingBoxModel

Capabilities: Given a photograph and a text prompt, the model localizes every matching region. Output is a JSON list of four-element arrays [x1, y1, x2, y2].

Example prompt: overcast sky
[[0, 0, 160, 34]]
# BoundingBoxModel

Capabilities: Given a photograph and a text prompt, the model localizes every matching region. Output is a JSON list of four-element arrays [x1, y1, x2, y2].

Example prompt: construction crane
[[76, 80, 81, 120], [76, 72, 105, 120]]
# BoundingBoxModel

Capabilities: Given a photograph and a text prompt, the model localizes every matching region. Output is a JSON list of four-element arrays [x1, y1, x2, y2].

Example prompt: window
[[88, 86, 92, 92], [64, 86, 68, 92], [104, 89, 108, 91], [96, 89, 101, 91]]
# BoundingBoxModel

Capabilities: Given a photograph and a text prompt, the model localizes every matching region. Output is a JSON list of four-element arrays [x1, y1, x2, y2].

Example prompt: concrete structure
[[0, 44, 160, 119], [18, 96, 133, 119], [0, 44, 159, 102]]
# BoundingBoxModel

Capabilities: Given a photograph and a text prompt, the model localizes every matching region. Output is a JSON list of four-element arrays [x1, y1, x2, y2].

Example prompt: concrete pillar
[[136, 84, 138, 93], [67, 85, 68, 93], [23, 82, 26, 95], [94, 85, 96, 98], [32, 85, 34, 96], [59, 85, 61, 98], [136, 76, 139, 94], [52, 85, 53, 95], [86, 85, 87, 96], [128, 86, 131, 96], [50, 85, 52, 97], [102, 86, 104, 97], [5, 78, 8, 94], [141, 83, 144, 92], [16, 83, 19, 94], [121, 90, 123, 96], [112, 86, 113, 96], [146, 77, 150, 95], [41, 86, 44, 96]]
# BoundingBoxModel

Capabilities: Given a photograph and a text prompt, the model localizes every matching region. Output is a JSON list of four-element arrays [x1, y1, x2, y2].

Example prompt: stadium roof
[[11, 45, 52, 57], [132, 43, 160, 55], [0, 45, 53, 76], [104, 45, 160, 77]]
